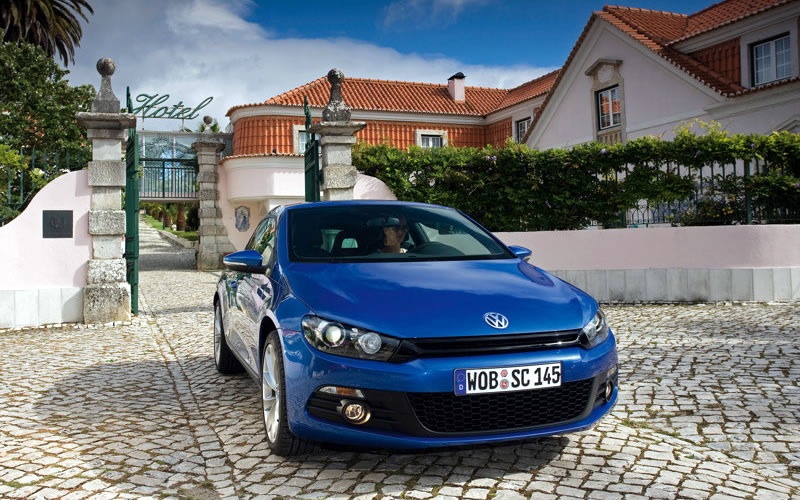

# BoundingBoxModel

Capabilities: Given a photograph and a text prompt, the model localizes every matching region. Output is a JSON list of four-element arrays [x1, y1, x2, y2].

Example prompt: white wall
[[219, 156, 398, 251], [533, 22, 719, 149], [0, 170, 92, 328], [529, 17, 800, 149], [497, 225, 800, 302]]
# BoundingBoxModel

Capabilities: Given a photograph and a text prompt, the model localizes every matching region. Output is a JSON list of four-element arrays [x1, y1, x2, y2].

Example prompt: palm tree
[[1, 0, 94, 66]]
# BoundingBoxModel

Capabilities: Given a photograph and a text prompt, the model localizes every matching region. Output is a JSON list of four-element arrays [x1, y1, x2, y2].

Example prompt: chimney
[[448, 72, 465, 102]]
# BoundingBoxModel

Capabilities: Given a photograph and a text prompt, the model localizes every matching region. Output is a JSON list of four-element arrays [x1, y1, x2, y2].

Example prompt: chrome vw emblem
[[483, 312, 509, 330]]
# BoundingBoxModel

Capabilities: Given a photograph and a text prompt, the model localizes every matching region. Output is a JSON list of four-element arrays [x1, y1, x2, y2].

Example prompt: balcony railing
[[139, 158, 198, 201]]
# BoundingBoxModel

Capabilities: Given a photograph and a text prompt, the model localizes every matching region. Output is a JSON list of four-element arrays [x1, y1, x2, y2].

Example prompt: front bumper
[[281, 329, 618, 449]]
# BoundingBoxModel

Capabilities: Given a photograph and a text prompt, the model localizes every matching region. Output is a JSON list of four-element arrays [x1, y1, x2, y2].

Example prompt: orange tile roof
[[602, 6, 689, 44], [600, 8, 744, 95], [229, 72, 561, 118], [679, 0, 795, 42], [228, 0, 794, 139], [496, 70, 560, 111], [241, 76, 509, 116]]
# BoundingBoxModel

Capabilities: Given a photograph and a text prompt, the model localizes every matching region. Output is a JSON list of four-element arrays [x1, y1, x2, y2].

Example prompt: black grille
[[407, 379, 594, 433], [391, 330, 583, 362]]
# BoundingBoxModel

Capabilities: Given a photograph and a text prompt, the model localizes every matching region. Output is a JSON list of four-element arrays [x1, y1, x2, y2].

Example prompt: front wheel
[[261, 333, 313, 456]]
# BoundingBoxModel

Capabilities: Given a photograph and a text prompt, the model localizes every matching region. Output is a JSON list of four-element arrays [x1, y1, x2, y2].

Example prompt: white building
[[526, 0, 800, 149]]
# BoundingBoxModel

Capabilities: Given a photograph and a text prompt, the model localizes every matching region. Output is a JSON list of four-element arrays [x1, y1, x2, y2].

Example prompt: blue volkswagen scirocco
[[214, 200, 618, 456]]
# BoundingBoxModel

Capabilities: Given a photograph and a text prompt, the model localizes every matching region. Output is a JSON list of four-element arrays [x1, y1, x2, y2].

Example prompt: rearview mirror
[[366, 216, 401, 227], [223, 249, 267, 274], [508, 245, 532, 262]]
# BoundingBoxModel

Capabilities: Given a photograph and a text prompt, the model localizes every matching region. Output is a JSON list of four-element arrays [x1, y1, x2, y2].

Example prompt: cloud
[[164, 0, 267, 38], [382, 0, 490, 29], [68, 0, 551, 131]]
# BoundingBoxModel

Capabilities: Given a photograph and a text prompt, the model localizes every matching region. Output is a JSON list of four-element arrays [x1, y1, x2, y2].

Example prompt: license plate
[[454, 362, 562, 396]]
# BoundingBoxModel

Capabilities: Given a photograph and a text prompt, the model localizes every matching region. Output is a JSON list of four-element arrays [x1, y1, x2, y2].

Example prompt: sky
[[66, 0, 715, 131]]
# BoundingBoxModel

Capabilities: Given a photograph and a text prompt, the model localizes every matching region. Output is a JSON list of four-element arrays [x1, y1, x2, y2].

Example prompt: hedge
[[353, 123, 799, 231]]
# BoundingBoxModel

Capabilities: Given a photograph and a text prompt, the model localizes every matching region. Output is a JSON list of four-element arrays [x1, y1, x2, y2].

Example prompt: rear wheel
[[261, 333, 313, 456], [214, 301, 244, 374]]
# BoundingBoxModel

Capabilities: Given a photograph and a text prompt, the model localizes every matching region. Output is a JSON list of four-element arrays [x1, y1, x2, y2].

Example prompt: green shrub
[[353, 125, 800, 231]]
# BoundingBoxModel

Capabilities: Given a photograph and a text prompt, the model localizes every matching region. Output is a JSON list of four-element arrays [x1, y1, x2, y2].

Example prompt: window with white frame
[[515, 118, 531, 143], [293, 124, 314, 154], [415, 129, 447, 149], [421, 135, 442, 148], [752, 34, 792, 85], [597, 86, 621, 130]]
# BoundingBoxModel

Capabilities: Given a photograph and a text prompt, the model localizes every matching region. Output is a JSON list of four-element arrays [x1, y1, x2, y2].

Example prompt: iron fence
[[2, 149, 90, 225], [139, 158, 198, 200], [608, 159, 799, 227]]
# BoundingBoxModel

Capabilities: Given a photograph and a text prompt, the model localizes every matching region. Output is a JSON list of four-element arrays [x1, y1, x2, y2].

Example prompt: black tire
[[213, 301, 244, 374], [261, 332, 313, 456]]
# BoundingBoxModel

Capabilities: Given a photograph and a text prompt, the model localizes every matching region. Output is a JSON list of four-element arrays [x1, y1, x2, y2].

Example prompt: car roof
[[283, 200, 448, 210]]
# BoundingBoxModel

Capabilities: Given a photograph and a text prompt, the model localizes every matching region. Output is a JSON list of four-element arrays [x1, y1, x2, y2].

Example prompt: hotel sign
[[128, 90, 213, 120]]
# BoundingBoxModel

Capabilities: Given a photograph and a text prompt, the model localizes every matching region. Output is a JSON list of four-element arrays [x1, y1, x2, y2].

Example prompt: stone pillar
[[308, 69, 366, 201], [194, 139, 234, 270], [76, 58, 136, 323]]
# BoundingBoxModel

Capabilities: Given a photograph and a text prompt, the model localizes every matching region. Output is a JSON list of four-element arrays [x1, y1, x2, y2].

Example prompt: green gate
[[125, 90, 140, 314], [304, 96, 320, 202]]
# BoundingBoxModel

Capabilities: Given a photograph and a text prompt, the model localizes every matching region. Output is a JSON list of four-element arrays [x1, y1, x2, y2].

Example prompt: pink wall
[[0, 170, 92, 289], [496, 225, 800, 271]]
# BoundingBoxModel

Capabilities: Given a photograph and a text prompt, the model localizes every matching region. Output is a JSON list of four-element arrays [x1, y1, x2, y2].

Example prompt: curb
[[157, 228, 198, 249]]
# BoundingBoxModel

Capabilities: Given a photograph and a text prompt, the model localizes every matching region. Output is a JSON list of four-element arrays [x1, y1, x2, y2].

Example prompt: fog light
[[604, 381, 614, 402], [340, 401, 371, 425]]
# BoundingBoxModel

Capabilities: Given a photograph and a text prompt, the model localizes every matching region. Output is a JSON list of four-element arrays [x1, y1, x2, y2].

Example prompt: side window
[[256, 218, 277, 266], [246, 217, 277, 267], [246, 218, 270, 251]]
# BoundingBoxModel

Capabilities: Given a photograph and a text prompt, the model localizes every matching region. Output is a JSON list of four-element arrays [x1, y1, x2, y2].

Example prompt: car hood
[[284, 260, 595, 338]]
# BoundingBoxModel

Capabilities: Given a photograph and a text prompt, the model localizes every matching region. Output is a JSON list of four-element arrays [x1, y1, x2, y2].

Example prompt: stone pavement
[[0, 219, 798, 499]]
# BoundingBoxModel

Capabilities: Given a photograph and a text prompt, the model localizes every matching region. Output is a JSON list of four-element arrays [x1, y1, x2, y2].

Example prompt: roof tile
[[228, 0, 794, 129], [255, 77, 509, 116], [681, 0, 794, 41]]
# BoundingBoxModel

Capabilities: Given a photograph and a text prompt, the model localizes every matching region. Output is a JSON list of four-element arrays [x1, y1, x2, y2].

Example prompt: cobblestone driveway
[[1, 221, 798, 499]]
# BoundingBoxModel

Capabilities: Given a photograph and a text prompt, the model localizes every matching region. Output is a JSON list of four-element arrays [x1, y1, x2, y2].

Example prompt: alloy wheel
[[262, 343, 281, 443], [213, 304, 223, 364]]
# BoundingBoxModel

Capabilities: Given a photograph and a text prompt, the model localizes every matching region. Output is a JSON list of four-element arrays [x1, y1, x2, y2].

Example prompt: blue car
[[214, 201, 618, 456]]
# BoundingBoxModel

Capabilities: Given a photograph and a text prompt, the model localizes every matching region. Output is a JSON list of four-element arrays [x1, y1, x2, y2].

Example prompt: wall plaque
[[43, 210, 73, 238]]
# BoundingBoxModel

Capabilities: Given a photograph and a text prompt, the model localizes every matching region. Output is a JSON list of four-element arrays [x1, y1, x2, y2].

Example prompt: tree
[[0, 38, 94, 223], [1, 0, 93, 66], [0, 144, 27, 223], [0, 38, 94, 154]]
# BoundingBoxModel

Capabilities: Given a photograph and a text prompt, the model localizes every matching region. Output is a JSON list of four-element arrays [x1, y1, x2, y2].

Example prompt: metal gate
[[125, 115, 140, 314]]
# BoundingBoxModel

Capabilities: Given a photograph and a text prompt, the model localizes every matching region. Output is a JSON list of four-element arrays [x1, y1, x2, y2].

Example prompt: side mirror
[[508, 245, 532, 262], [223, 249, 267, 274]]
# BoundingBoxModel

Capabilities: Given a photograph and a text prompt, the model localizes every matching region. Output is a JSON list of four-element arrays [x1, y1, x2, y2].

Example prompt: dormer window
[[585, 59, 625, 144], [515, 118, 531, 143], [597, 86, 621, 130], [752, 34, 791, 85]]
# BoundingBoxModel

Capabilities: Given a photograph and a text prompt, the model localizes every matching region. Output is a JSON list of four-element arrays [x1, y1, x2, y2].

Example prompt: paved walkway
[[0, 219, 798, 499]]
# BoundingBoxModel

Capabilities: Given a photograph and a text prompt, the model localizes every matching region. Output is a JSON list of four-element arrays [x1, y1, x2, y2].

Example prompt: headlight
[[581, 308, 609, 348], [302, 315, 399, 361]]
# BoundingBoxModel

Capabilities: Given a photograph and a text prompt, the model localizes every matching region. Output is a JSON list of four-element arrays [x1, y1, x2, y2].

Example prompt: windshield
[[288, 204, 512, 262]]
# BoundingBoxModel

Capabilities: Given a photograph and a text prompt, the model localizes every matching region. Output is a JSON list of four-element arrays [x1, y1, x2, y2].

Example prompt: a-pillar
[[194, 139, 234, 270], [76, 58, 136, 323]]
